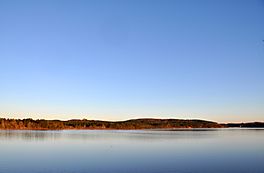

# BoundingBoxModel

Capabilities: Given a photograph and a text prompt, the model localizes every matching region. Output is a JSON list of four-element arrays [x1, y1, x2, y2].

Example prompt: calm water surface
[[0, 129, 263, 173]]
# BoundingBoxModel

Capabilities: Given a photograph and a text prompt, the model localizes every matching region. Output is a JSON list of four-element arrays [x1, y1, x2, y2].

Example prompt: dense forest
[[225, 122, 264, 128], [1, 118, 263, 130], [0, 118, 223, 130]]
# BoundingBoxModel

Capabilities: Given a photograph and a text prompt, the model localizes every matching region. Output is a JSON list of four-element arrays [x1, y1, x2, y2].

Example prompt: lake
[[0, 129, 263, 173]]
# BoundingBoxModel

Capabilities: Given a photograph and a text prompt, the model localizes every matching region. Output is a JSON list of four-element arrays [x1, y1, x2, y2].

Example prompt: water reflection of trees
[[0, 130, 62, 141], [0, 130, 220, 142]]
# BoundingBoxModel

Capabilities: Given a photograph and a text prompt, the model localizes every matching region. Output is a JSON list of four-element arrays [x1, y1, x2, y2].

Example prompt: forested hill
[[0, 118, 223, 130]]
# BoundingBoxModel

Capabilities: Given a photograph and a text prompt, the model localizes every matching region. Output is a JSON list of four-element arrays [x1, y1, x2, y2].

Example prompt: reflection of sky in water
[[0, 129, 264, 173]]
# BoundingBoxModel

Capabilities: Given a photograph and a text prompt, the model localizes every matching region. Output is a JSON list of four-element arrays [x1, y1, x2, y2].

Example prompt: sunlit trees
[[0, 117, 233, 130]]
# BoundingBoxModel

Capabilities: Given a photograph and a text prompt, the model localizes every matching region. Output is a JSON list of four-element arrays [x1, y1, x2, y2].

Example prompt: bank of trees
[[0, 118, 65, 129], [0, 118, 224, 130], [226, 122, 264, 128]]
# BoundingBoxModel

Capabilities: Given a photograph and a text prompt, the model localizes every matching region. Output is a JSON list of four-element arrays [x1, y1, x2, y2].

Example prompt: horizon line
[[1, 116, 263, 124]]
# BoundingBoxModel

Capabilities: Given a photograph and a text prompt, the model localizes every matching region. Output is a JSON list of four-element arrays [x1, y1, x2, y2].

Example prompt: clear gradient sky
[[0, 0, 264, 122]]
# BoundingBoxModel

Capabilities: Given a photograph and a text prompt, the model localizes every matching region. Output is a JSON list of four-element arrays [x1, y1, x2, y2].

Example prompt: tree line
[[0, 118, 224, 130]]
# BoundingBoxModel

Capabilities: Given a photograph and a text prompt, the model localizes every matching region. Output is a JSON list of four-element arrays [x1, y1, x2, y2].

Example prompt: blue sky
[[0, 0, 263, 122]]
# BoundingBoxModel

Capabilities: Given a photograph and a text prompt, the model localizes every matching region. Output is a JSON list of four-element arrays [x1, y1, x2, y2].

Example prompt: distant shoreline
[[1, 118, 264, 130]]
